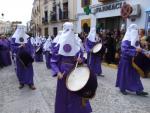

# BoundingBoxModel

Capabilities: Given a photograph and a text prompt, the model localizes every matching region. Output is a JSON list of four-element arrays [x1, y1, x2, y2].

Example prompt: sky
[[0, 0, 33, 25]]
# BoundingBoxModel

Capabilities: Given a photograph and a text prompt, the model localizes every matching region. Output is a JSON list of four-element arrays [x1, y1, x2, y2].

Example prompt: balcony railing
[[42, 17, 48, 24], [50, 13, 57, 22]]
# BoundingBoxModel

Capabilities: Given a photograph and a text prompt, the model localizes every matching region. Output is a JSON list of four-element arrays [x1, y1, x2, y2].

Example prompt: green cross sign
[[84, 6, 91, 15]]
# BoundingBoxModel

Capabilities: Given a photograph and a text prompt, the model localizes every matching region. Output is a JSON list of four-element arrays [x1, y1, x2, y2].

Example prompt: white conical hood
[[87, 27, 97, 42], [13, 25, 29, 44], [30, 37, 36, 45], [43, 36, 52, 51], [122, 24, 140, 47], [35, 36, 42, 46], [53, 30, 62, 43], [57, 22, 80, 56]]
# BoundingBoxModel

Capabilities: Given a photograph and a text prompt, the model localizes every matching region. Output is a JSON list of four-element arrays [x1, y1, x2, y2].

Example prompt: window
[[44, 27, 48, 37], [81, 0, 91, 7], [44, 0, 48, 4], [44, 11, 48, 22], [53, 27, 57, 37]]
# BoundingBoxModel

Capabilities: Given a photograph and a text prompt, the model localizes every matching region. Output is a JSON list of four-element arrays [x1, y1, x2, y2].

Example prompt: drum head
[[66, 67, 90, 91], [92, 43, 102, 53]]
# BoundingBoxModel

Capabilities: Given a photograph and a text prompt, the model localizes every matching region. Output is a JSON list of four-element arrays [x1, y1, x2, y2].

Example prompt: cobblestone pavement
[[0, 62, 150, 113]]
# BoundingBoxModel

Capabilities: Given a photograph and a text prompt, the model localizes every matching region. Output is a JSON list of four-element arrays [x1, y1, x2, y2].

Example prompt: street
[[0, 62, 150, 113]]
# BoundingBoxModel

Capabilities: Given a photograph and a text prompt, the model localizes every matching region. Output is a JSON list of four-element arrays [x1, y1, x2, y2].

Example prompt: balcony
[[42, 17, 48, 24], [50, 11, 57, 22]]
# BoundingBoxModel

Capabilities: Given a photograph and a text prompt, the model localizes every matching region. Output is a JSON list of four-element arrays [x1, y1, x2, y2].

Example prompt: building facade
[[77, 0, 150, 33], [0, 21, 12, 35], [11, 21, 22, 33], [31, 0, 77, 37], [31, 0, 43, 36]]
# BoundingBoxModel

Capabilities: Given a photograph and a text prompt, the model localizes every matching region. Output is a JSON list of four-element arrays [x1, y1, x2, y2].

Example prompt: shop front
[[96, 16, 123, 31], [77, 0, 150, 33], [77, 0, 126, 33], [93, 0, 125, 32]]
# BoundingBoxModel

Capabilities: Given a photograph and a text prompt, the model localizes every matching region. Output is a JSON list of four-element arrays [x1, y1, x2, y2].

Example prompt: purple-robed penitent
[[10, 38, 19, 72], [44, 39, 52, 69], [116, 40, 144, 92], [50, 45, 92, 113], [0, 39, 12, 66], [13, 41, 34, 85], [34, 45, 43, 62], [10, 38, 16, 54], [85, 38, 102, 75], [45, 51, 51, 69], [51, 43, 59, 54], [28, 38, 35, 57]]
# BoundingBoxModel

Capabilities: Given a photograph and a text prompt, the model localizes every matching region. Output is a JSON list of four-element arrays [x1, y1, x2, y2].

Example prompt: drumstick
[[75, 53, 81, 69], [68, 53, 81, 78], [62, 71, 65, 76]]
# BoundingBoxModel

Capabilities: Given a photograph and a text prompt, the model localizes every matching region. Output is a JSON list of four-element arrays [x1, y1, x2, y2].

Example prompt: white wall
[[126, 0, 150, 29], [77, 0, 83, 14], [77, 14, 91, 33]]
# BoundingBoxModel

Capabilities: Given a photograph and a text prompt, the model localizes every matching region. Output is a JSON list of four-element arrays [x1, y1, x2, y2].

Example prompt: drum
[[92, 43, 102, 53], [18, 50, 34, 67], [66, 66, 98, 98], [35, 47, 42, 54], [132, 53, 150, 77]]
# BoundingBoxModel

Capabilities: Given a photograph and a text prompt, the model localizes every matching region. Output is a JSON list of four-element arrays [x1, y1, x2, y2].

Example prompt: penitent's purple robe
[[50, 45, 92, 113], [85, 38, 102, 76], [0, 39, 12, 66], [13, 41, 34, 85], [116, 40, 144, 92]]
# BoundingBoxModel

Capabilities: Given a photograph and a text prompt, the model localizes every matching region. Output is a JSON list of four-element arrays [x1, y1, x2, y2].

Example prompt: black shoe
[[97, 73, 104, 77], [121, 90, 128, 95], [19, 84, 24, 89], [136, 91, 149, 96], [28, 85, 36, 90]]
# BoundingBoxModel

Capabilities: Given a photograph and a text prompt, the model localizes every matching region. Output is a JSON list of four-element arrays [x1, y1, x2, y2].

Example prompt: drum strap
[[82, 98, 89, 107], [18, 57, 27, 69], [88, 52, 92, 65]]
